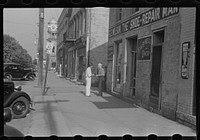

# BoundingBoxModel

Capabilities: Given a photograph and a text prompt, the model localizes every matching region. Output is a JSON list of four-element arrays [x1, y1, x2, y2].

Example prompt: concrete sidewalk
[[25, 71, 196, 136]]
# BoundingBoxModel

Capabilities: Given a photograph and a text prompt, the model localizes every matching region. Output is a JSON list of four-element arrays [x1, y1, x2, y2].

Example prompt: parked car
[[4, 63, 36, 81], [4, 107, 24, 137], [4, 79, 33, 119]]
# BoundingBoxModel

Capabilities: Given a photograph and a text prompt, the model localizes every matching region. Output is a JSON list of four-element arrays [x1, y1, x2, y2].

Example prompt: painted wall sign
[[181, 42, 190, 79], [109, 7, 179, 38], [107, 45, 114, 61], [137, 36, 152, 60]]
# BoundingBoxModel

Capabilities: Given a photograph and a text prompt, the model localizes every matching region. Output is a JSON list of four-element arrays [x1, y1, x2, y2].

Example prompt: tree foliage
[[4, 34, 32, 67]]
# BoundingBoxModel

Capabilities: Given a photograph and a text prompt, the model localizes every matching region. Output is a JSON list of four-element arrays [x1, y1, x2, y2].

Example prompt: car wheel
[[27, 74, 35, 81], [4, 74, 12, 80], [10, 96, 30, 119]]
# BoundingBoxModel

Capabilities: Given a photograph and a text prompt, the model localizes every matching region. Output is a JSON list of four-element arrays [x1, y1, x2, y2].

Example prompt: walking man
[[96, 63, 105, 96], [85, 62, 93, 97]]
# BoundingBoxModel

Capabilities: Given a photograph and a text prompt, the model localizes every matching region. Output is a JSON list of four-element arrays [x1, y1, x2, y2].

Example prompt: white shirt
[[85, 67, 92, 78]]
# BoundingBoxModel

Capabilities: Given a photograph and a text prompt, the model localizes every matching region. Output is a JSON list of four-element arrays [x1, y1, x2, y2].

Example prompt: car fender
[[24, 72, 36, 78], [4, 91, 32, 107], [4, 124, 24, 137]]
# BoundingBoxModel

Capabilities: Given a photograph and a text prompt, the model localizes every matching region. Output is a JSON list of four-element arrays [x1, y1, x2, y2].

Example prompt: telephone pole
[[37, 8, 44, 87]]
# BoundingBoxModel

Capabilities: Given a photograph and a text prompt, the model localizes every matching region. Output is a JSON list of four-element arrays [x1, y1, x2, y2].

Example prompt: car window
[[11, 65, 18, 70], [18, 65, 23, 70]]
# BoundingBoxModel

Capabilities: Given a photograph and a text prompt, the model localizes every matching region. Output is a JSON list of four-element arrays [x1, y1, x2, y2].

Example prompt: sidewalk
[[25, 71, 196, 136]]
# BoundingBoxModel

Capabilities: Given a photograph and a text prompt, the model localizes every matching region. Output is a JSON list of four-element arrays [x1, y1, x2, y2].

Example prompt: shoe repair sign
[[109, 7, 179, 38]]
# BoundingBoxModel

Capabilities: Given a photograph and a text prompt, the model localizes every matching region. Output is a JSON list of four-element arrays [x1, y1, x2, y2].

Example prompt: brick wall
[[89, 7, 109, 87], [176, 8, 196, 127]]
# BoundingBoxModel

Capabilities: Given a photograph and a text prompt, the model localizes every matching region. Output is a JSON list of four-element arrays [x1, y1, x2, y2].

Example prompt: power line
[[4, 20, 49, 27]]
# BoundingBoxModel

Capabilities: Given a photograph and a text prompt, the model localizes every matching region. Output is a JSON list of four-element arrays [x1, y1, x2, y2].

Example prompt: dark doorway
[[150, 30, 164, 110], [78, 56, 84, 80], [151, 45, 162, 97], [127, 37, 137, 96]]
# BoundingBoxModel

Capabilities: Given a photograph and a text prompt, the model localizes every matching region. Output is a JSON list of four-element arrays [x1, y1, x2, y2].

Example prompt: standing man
[[96, 63, 105, 96], [85, 62, 93, 97]]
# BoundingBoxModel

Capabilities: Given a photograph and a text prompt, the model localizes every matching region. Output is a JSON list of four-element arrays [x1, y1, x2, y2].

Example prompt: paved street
[[8, 71, 196, 136]]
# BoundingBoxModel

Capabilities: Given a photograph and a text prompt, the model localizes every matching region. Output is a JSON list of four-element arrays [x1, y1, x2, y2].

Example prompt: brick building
[[57, 8, 71, 76], [62, 7, 109, 85], [106, 8, 196, 129]]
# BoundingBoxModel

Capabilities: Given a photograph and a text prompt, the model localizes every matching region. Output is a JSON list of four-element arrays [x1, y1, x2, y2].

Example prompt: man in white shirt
[[85, 62, 93, 96]]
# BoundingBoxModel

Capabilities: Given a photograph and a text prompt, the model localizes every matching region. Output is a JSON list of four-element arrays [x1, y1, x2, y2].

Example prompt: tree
[[4, 34, 32, 67]]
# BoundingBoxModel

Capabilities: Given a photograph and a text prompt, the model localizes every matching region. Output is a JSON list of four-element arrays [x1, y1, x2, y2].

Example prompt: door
[[11, 65, 21, 78], [128, 37, 137, 96], [150, 45, 162, 109], [113, 40, 123, 93], [130, 51, 137, 96], [78, 56, 84, 80]]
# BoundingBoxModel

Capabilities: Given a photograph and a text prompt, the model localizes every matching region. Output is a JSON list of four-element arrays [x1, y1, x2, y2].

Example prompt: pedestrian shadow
[[79, 89, 138, 109], [34, 99, 69, 104], [92, 96, 138, 109]]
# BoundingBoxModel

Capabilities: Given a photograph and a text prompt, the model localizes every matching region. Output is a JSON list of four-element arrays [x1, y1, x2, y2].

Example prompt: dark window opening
[[116, 8, 122, 21]]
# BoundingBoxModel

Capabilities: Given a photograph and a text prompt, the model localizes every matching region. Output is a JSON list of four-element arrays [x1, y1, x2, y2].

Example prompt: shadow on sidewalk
[[92, 96, 138, 109], [79, 90, 138, 109], [34, 99, 69, 104]]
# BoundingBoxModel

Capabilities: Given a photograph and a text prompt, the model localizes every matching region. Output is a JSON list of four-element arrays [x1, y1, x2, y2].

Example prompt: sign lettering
[[109, 7, 179, 37]]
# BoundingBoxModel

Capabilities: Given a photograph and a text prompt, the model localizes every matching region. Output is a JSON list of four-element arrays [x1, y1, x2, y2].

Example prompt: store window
[[114, 40, 123, 89]]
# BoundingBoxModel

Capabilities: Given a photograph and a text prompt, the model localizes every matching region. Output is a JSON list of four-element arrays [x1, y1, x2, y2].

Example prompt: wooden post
[[37, 8, 44, 88], [43, 53, 49, 95]]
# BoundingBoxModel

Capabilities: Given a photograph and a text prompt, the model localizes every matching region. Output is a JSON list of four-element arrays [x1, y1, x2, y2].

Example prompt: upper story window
[[116, 8, 122, 22], [130, 8, 139, 15]]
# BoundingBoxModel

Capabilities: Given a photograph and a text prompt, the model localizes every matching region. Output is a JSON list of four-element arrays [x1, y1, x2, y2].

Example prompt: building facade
[[57, 8, 71, 76], [106, 8, 196, 129], [63, 7, 109, 85], [46, 19, 57, 70]]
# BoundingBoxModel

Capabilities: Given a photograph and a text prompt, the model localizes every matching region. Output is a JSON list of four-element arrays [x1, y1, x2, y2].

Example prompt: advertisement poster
[[181, 42, 190, 79], [137, 36, 152, 60]]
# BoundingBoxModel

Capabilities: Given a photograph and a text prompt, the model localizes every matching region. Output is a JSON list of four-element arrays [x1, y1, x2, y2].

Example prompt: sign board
[[181, 42, 190, 79], [107, 45, 114, 61], [137, 36, 152, 61], [109, 7, 179, 38], [46, 42, 53, 54]]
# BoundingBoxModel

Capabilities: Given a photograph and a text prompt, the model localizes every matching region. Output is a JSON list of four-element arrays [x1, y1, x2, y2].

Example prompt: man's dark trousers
[[98, 76, 104, 96]]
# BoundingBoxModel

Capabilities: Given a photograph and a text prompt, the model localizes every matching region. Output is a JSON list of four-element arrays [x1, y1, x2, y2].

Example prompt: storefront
[[107, 7, 196, 128], [75, 36, 86, 82], [67, 46, 76, 79]]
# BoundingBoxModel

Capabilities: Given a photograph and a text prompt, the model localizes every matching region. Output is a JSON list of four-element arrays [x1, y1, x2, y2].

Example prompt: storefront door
[[150, 45, 162, 109], [127, 37, 137, 96], [113, 40, 123, 93], [78, 56, 84, 80]]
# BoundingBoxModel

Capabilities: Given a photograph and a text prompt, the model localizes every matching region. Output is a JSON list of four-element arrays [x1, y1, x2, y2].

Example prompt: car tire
[[10, 96, 30, 119], [4, 74, 12, 80], [27, 74, 35, 81]]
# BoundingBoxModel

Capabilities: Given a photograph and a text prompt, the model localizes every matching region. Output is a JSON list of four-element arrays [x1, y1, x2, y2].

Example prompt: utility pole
[[37, 8, 44, 87]]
